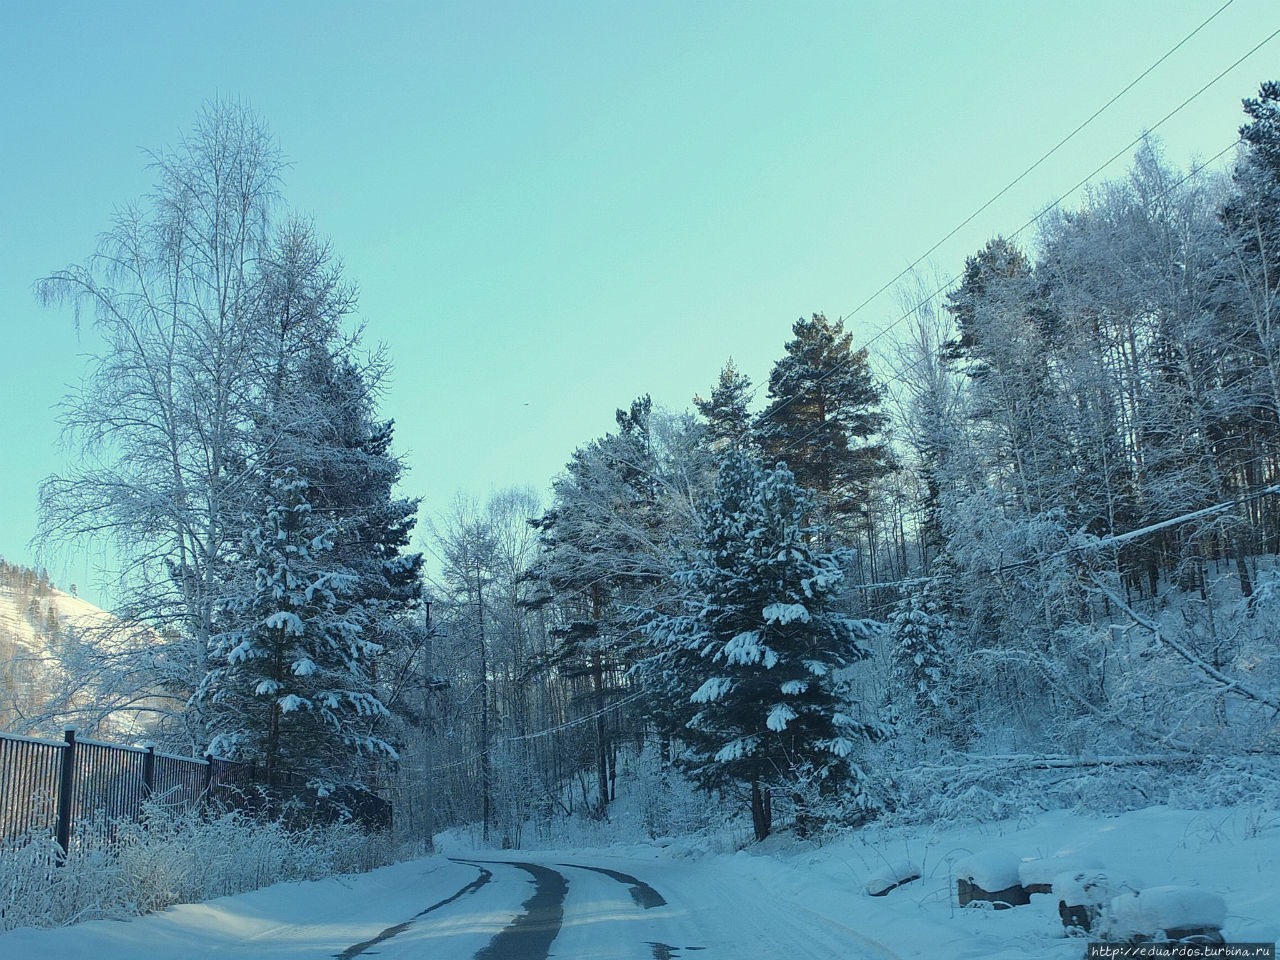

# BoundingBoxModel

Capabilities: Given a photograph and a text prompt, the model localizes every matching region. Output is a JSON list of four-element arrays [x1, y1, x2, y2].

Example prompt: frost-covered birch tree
[[34, 101, 283, 745]]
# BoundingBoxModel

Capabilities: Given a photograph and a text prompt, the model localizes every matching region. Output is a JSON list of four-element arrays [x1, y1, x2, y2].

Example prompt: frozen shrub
[[1, 800, 393, 933]]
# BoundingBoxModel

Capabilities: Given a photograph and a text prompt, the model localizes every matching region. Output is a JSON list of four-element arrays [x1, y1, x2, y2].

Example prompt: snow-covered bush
[[0, 801, 392, 933]]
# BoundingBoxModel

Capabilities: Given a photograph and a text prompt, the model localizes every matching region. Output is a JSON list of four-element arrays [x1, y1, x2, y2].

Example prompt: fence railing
[[0, 728, 391, 854]]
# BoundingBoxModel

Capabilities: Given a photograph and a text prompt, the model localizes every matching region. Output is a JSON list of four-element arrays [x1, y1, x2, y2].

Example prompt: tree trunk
[[750, 779, 772, 842], [477, 573, 492, 844], [590, 584, 611, 814], [593, 674, 609, 816], [1233, 536, 1254, 598]]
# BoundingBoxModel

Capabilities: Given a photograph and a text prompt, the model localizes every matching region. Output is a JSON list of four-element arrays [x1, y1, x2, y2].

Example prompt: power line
[[770, 128, 1247, 467], [751, 21, 1278, 443], [851, 482, 1280, 595], [772, 134, 1246, 464], [432, 688, 650, 771], [831, 0, 1237, 333], [1003, 24, 1280, 252]]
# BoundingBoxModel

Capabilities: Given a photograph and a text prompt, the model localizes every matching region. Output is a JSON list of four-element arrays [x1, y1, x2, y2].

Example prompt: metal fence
[[0, 733, 61, 842], [0, 728, 391, 855]]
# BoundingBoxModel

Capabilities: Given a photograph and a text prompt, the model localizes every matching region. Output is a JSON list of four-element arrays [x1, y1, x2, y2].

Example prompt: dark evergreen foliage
[[203, 471, 393, 791], [644, 453, 884, 838], [754, 314, 893, 532], [694, 358, 754, 451]]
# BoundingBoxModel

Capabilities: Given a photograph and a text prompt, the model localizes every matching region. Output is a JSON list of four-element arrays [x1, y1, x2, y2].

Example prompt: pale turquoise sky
[[1, 1, 1276, 603]]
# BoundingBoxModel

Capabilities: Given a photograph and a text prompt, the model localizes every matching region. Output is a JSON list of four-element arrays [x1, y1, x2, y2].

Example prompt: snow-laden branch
[[1089, 573, 1280, 712], [911, 752, 1201, 774]]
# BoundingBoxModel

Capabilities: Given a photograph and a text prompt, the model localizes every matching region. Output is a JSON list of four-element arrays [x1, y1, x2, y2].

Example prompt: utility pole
[[422, 600, 435, 854]]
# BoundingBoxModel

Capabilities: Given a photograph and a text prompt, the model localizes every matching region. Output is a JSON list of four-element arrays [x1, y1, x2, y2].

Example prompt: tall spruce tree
[[253, 219, 423, 726], [644, 453, 884, 840], [754, 314, 892, 540], [200, 219, 421, 787], [202, 470, 393, 791]]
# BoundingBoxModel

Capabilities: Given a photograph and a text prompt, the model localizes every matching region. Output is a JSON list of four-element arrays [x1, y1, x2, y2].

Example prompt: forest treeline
[[420, 81, 1280, 841], [18, 83, 1280, 844]]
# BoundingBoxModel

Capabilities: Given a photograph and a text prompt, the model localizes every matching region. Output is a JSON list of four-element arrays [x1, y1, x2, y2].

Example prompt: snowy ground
[[2, 804, 1276, 959]]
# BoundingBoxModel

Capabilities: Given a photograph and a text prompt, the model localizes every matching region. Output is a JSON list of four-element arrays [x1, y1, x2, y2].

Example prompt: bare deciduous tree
[[34, 100, 284, 746]]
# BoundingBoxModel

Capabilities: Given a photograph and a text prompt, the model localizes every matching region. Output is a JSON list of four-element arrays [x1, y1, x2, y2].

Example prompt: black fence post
[[54, 726, 77, 861], [202, 752, 215, 810], [142, 741, 156, 799]]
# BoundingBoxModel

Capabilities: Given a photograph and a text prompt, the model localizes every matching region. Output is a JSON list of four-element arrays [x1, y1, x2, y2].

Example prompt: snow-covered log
[[955, 850, 1029, 908], [1103, 886, 1227, 944], [864, 860, 921, 897]]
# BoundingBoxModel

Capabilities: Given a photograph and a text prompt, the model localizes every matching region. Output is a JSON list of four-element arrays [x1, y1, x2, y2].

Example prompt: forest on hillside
[[0, 558, 65, 729], [16, 81, 1280, 846]]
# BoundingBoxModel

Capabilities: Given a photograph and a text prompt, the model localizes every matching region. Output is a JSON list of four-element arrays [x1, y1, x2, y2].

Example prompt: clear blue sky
[[1, 1, 1276, 604]]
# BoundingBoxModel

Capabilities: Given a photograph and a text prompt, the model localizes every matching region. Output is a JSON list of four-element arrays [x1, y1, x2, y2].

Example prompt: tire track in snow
[[557, 862, 667, 909], [558, 861, 710, 958], [456, 860, 568, 960], [334, 864, 492, 959]]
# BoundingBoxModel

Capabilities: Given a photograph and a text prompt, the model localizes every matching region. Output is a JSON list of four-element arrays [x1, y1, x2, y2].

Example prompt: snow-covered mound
[[864, 859, 920, 896], [1052, 868, 1115, 908], [954, 849, 1021, 890], [1019, 854, 1103, 890], [1104, 886, 1227, 939]]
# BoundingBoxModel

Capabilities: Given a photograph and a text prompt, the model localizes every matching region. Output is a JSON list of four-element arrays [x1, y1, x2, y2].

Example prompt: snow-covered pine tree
[[887, 581, 957, 740], [525, 396, 674, 812], [754, 314, 893, 543], [694, 357, 754, 452], [203, 470, 393, 792], [1225, 80, 1280, 286], [251, 221, 424, 770], [644, 452, 885, 840]]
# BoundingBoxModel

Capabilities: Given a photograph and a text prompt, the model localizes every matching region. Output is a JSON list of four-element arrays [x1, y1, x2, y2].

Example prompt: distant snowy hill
[[0, 558, 153, 740]]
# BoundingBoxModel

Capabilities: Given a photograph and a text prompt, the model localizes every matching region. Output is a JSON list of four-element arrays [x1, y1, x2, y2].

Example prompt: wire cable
[[751, 23, 1279, 438], [831, 0, 1238, 334]]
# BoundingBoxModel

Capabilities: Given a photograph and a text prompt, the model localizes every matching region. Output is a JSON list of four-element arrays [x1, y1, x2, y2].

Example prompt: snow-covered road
[[0, 852, 898, 960], [6, 805, 1279, 958]]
